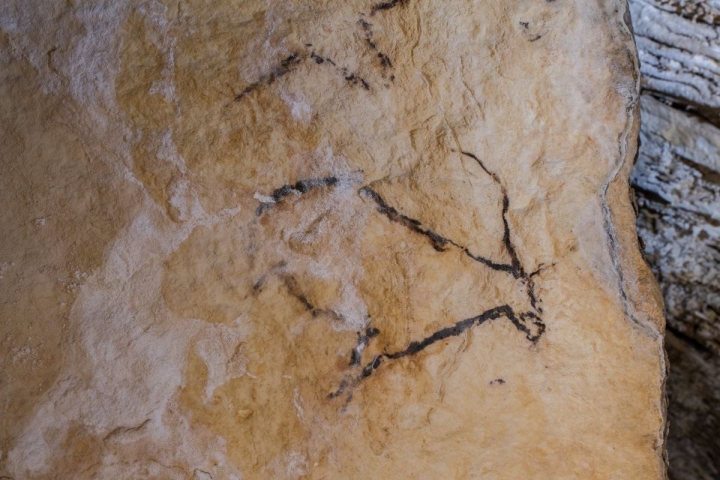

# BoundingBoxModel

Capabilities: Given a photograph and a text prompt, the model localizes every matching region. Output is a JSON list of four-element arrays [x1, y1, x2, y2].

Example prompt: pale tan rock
[[0, 0, 666, 478]]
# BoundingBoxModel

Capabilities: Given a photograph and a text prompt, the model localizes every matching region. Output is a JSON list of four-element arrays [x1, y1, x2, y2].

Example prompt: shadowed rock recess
[[629, 0, 720, 478], [0, 1, 666, 478]]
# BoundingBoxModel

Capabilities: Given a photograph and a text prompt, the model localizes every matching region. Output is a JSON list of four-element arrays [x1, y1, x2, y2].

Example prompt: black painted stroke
[[330, 306, 544, 399], [371, 0, 407, 15], [252, 150, 548, 402], [235, 50, 371, 104]]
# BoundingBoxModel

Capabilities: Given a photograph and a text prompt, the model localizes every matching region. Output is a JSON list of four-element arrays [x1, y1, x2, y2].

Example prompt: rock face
[[0, 1, 666, 478], [630, 0, 720, 120], [633, 96, 720, 353], [631, 95, 720, 479], [629, 0, 720, 477]]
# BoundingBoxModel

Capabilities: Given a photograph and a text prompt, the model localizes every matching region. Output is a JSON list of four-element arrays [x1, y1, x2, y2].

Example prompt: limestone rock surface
[[1, 1, 666, 478]]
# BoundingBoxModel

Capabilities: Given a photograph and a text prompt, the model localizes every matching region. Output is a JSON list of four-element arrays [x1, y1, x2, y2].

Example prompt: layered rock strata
[[629, 0, 720, 477]]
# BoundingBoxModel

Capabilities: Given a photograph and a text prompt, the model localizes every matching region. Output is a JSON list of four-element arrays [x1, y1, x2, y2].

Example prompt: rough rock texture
[[634, 95, 720, 351], [629, 0, 720, 477], [631, 0, 720, 119], [0, 1, 666, 478]]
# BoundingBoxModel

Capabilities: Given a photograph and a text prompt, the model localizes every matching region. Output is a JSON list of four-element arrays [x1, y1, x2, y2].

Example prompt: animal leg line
[[329, 304, 545, 399]]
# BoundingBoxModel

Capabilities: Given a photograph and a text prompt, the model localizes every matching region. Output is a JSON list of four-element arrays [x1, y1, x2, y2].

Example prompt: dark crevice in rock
[[664, 330, 720, 480], [676, 155, 720, 185], [645, 92, 720, 129], [633, 184, 672, 205], [630, 8, 720, 464]]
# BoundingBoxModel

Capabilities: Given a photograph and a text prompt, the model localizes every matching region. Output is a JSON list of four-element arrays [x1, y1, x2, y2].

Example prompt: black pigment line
[[254, 153, 549, 403], [359, 186, 450, 251], [460, 151, 525, 278], [530, 262, 556, 278], [329, 377, 350, 399], [235, 53, 303, 102], [459, 150, 545, 310], [284, 276, 316, 312], [378, 53, 393, 70], [344, 73, 371, 90], [350, 327, 381, 366], [358, 19, 394, 79], [359, 19, 376, 48], [255, 175, 341, 216], [284, 276, 348, 323], [328, 150, 549, 401], [356, 150, 544, 315], [329, 304, 545, 399], [460, 151, 499, 181], [371, 0, 407, 15], [526, 277, 541, 312], [253, 274, 268, 291], [311, 51, 371, 90], [359, 186, 516, 273], [386, 305, 542, 360], [273, 176, 339, 200], [462, 248, 517, 275], [235, 50, 372, 104], [501, 195, 524, 276], [310, 51, 336, 66], [528, 262, 555, 311]]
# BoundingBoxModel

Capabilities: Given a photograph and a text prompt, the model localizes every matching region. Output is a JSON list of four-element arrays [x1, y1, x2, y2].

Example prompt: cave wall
[[629, 0, 720, 478], [0, 0, 672, 478]]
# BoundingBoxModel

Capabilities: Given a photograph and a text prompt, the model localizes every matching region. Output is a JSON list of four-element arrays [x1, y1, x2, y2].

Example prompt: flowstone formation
[[1, 0, 666, 478]]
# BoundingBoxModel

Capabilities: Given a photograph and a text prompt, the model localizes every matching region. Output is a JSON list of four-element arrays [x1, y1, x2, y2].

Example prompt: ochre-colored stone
[[0, 1, 666, 478]]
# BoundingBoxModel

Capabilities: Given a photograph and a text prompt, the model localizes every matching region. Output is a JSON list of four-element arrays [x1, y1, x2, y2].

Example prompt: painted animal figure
[[256, 150, 547, 402]]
